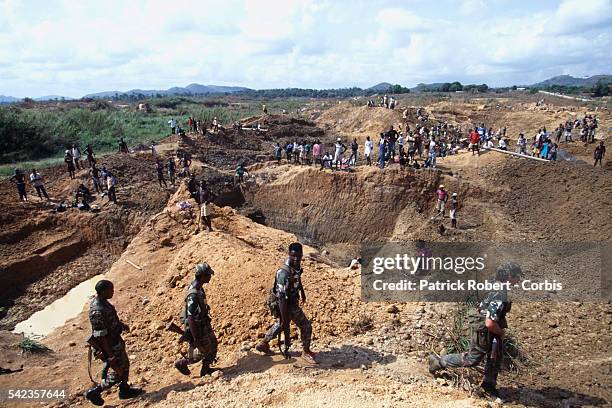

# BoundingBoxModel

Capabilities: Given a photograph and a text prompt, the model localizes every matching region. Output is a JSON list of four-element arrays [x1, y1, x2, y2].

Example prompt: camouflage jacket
[[89, 296, 124, 341]]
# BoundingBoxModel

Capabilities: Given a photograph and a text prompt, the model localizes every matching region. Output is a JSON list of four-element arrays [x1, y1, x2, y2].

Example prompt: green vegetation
[[17, 337, 52, 354], [444, 299, 528, 373], [527, 78, 612, 96]]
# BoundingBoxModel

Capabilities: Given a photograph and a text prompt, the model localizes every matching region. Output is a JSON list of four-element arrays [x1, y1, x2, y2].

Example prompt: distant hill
[[411, 82, 446, 92], [368, 82, 393, 91], [530, 75, 611, 88], [0, 95, 20, 103], [84, 83, 252, 99]]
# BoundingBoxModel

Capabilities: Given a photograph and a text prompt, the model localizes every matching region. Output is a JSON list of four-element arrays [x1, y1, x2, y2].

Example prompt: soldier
[[174, 263, 218, 376], [256, 242, 317, 364], [428, 262, 522, 399], [85, 280, 142, 406]]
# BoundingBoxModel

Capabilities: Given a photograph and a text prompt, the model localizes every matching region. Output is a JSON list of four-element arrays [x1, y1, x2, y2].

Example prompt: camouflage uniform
[[439, 290, 511, 387], [183, 282, 218, 367], [89, 297, 130, 388], [264, 261, 312, 349]]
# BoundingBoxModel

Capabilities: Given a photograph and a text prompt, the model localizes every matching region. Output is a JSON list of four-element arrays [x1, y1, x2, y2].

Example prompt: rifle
[[166, 321, 189, 343], [490, 335, 504, 366]]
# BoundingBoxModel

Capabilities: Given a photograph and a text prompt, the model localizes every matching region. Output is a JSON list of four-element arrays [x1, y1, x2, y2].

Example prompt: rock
[[248, 316, 260, 329], [386, 304, 399, 314], [68, 341, 76, 347], [142, 298, 150, 306], [211, 370, 222, 380]]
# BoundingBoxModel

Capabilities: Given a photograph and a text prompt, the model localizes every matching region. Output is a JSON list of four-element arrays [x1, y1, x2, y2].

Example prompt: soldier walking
[[85, 280, 142, 405], [174, 263, 218, 376], [256, 242, 317, 364], [428, 263, 523, 399]]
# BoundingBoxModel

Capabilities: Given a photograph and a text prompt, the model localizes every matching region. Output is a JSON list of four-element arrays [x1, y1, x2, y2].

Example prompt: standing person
[[30, 168, 50, 201], [379, 136, 386, 169], [594, 141, 605, 167], [85, 144, 96, 168], [235, 163, 248, 183], [516, 133, 527, 155], [85, 280, 143, 405], [168, 118, 177, 134], [212, 117, 219, 132], [167, 156, 176, 186], [90, 165, 103, 193], [174, 263, 218, 377], [334, 138, 346, 169], [274, 143, 283, 165], [349, 138, 358, 166], [364, 136, 373, 166], [65, 150, 76, 179], [435, 185, 448, 217], [155, 159, 167, 188], [72, 144, 82, 170], [540, 140, 549, 160], [10, 168, 28, 202], [285, 142, 293, 163], [429, 263, 523, 400], [312, 141, 321, 167], [262, 104, 268, 114], [197, 181, 214, 232], [564, 121, 573, 142], [256, 242, 316, 364], [449, 192, 458, 228], [107, 172, 117, 204], [469, 128, 480, 156]]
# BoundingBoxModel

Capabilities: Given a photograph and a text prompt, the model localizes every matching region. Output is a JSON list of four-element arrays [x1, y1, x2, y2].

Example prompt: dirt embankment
[[0, 153, 171, 329], [243, 165, 439, 248]]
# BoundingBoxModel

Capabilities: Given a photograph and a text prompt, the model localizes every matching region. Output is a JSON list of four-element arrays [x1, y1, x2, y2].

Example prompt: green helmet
[[195, 262, 214, 278], [496, 262, 522, 281]]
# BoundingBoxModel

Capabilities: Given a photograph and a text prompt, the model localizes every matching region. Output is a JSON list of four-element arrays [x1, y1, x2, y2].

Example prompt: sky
[[0, 0, 611, 98]]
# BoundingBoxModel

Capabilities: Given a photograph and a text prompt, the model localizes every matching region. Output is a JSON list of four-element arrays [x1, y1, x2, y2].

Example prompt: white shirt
[[364, 140, 373, 155], [499, 139, 507, 148], [30, 172, 43, 187]]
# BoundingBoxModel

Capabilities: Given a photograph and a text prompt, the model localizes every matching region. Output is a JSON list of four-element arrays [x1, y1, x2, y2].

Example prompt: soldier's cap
[[195, 262, 214, 277], [496, 262, 522, 280]]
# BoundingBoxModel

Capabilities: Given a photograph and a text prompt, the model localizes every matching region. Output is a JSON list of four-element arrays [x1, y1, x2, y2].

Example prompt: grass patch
[[17, 337, 52, 354]]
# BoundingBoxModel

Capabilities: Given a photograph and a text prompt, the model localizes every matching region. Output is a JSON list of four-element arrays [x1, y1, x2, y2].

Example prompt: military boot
[[480, 382, 500, 399], [200, 364, 217, 377], [84, 385, 104, 406], [118, 383, 143, 399], [255, 340, 273, 355], [428, 354, 443, 374], [174, 358, 191, 375]]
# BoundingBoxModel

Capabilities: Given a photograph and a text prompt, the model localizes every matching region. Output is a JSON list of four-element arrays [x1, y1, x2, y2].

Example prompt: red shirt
[[470, 131, 479, 144]]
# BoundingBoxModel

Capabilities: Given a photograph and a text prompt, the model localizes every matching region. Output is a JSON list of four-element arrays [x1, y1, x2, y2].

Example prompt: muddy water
[[12, 274, 104, 338]]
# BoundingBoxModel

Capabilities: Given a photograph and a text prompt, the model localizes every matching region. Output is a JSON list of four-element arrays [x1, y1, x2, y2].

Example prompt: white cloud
[[0, 0, 610, 97]]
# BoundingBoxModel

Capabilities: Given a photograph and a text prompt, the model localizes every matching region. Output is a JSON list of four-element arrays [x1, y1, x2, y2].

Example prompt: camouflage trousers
[[439, 327, 501, 386], [185, 321, 218, 366], [100, 339, 130, 389], [264, 304, 312, 349]]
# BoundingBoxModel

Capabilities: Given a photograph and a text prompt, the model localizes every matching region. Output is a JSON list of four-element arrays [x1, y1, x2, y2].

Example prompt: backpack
[[266, 264, 292, 318], [179, 286, 209, 325]]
